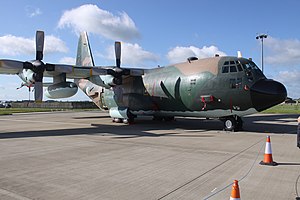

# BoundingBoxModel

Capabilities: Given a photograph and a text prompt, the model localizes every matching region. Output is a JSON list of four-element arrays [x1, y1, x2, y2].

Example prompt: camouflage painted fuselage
[[74, 32, 286, 121], [99, 56, 285, 118]]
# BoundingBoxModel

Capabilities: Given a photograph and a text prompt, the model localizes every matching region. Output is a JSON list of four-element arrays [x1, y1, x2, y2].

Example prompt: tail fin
[[76, 32, 106, 110], [76, 32, 95, 66]]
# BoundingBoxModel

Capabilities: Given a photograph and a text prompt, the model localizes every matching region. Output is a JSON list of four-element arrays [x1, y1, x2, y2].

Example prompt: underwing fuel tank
[[45, 82, 78, 99]]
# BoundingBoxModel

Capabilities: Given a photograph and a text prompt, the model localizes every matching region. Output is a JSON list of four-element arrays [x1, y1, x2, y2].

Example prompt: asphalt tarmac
[[0, 111, 299, 200]]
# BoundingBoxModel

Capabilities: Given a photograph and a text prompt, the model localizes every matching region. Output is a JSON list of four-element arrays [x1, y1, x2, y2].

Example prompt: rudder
[[76, 32, 95, 66]]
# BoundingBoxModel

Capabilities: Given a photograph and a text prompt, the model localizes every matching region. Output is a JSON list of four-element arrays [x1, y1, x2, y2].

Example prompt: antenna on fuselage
[[237, 51, 242, 58]]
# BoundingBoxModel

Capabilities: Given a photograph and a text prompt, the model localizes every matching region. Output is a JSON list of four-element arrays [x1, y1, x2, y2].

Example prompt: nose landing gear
[[221, 116, 243, 132]]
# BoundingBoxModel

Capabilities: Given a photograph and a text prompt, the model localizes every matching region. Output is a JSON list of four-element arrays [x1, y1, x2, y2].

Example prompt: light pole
[[256, 34, 268, 73]]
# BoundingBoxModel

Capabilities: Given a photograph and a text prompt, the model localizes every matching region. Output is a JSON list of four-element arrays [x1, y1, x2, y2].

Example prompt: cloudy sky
[[0, 0, 299, 100]]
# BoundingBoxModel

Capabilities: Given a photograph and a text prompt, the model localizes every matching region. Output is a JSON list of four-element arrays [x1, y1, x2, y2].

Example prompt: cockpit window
[[222, 66, 229, 73], [242, 61, 259, 70], [222, 60, 241, 73], [230, 65, 237, 72], [249, 61, 259, 69], [237, 64, 243, 71]]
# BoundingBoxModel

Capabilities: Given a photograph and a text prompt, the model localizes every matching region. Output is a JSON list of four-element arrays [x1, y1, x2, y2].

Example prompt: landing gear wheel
[[224, 117, 236, 132], [222, 116, 243, 132], [123, 117, 134, 124], [112, 118, 122, 123]]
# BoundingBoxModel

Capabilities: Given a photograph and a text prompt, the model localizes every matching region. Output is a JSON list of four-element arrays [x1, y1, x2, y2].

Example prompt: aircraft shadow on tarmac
[[0, 114, 298, 139], [72, 115, 112, 119], [243, 114, 298, 134]]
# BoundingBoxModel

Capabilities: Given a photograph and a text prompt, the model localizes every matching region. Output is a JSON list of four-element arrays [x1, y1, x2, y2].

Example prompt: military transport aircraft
[[0, 31, 287, 131]]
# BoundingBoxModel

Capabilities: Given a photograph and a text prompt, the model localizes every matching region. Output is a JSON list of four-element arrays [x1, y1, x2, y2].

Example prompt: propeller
[[33, 31, 45, 102], [110, 41, 122, 85], [109, 41, 130, 85], [22, 31, 54, 102]]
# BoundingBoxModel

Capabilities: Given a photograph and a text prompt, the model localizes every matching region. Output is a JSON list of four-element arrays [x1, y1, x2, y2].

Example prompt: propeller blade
[[34, 81, 43, 102], [36, 31, 44, 61], [115, 41, 121, 68]]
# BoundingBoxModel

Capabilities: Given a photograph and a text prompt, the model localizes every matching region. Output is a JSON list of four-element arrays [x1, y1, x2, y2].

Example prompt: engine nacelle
[[100, 75, 122, 87], [45, 82, 78, 99], [18, 69, 35, 85]]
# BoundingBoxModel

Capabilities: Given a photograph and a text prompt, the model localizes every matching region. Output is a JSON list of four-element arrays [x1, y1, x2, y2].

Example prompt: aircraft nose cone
[[250, 79, 287, 112]]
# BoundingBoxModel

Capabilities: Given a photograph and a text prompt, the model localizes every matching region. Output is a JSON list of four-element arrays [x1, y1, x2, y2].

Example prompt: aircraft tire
[[224, 117, 237, 131], [113, 118, 122, 123], [123, 117, 134, 124]]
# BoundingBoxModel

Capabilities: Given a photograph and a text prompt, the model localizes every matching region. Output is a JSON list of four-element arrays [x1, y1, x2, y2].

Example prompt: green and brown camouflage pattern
[[101, 57, 265, 118], [75, 32, 286, 120]]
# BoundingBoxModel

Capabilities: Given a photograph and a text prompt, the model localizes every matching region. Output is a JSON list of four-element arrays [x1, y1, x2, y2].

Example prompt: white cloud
[[25, 6, 42, 18], [0, 34, 68, 57], [58, 4, 139, 42], [265, 37, 300, 66], [59, 57, 76, 65], [105, 42, 159, 67], [275, 70, 300, 98], [167, 45, 227, 63], [0, 35, 34, 56], [44, 35, 68, 54]]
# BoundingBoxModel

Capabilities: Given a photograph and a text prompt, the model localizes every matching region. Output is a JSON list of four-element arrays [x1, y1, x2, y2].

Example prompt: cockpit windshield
[[221, 59, 263, 78], [221, 60, 243, 73], [241, 61, 259, 70]]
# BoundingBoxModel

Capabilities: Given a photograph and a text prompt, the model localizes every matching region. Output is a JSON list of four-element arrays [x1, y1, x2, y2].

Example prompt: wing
[[0, 30, 144, 102], [0, 60, 24, 74]]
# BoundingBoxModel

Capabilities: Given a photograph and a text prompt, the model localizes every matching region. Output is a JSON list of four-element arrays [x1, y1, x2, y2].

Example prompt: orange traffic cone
[[260, 135, 278, 166], [230, 180, 240, 200]]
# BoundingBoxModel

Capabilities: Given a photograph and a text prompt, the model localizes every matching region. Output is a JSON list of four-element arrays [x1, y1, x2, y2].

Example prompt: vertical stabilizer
[[76, 32, 105, 109], [76, 32, 95, 66]]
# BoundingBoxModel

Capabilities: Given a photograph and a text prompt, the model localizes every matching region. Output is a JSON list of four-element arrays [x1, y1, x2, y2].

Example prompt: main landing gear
[[221, 116, 243, 132], [112, 116, 135, 124]]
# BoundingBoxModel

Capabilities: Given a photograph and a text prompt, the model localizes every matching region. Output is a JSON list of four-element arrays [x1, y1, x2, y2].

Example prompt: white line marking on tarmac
[[210, 188, 217, 193]]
